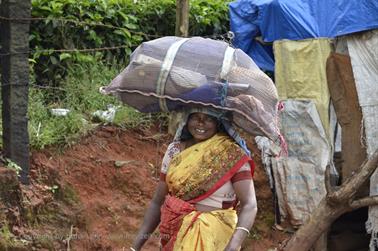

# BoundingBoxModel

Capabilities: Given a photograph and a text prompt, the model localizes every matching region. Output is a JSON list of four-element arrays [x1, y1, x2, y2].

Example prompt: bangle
[[130, 248, 136, 251], [235, 226, 250, 236]]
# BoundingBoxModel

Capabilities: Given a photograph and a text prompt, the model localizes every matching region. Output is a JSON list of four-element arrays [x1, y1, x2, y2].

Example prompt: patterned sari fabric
[[159, 133, 250, 251]]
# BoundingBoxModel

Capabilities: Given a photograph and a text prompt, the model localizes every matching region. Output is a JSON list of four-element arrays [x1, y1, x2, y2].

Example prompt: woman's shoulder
[[161, 140, 182, 174], [164, 140, 182, 159], [167, 140, 181, 152]]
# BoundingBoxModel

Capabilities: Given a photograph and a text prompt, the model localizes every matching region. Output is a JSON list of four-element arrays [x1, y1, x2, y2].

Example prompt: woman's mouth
[[195, 128, 206, 134]]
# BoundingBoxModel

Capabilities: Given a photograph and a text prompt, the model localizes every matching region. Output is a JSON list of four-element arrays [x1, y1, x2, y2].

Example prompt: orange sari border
[[166, 133, 248, 201], [189, 154, 251, 204]]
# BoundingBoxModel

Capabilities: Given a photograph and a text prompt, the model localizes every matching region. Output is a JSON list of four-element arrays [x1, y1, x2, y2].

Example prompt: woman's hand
[[224, 179, 257, 251]]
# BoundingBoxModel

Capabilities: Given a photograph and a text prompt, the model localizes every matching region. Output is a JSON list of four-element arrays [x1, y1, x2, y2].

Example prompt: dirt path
[[26, 125, 289, 250]]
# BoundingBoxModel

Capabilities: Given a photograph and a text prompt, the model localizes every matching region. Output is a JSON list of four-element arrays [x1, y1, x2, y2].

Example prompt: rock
[[114, 160, 136, 168]]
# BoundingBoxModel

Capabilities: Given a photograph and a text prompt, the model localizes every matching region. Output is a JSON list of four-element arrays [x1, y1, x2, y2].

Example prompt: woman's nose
[[196, 119, 205, 125], [197, 115, 207, 123]]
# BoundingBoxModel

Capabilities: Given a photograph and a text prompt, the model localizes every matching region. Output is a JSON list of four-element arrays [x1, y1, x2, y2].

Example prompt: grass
[[26, 58, 160, 150]]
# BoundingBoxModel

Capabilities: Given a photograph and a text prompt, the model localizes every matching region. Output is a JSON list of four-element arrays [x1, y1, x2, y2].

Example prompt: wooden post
[[0, 0, 31, 184], [169, 0, 189, 134], [175, 0, 189, 37]]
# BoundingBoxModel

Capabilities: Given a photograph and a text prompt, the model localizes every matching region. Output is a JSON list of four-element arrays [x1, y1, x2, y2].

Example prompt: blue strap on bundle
[[178, 82, 223, 105], [220, 80, 229, 107]]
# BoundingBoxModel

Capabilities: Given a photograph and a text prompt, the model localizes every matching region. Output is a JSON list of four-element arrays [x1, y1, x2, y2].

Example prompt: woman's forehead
[[189, 112, 217, 120]]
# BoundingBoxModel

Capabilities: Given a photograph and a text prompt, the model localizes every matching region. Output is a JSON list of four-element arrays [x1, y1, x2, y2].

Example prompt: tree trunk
[[175, 0, 189, 37], [283, 150, 378, 251]]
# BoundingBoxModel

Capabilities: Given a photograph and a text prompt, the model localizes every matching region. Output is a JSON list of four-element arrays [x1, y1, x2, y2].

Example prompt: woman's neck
[[181, 138, 196, 150], [181, 134, 219, 150]]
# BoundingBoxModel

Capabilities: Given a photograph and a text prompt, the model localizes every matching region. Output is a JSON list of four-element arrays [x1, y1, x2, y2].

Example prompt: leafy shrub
[[30, 0, 231, 87], [30, 0, 143, 86], [190, 0, 230, 36]]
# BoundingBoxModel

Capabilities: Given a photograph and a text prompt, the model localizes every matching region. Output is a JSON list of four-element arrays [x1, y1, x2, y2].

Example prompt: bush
[[30, 0, 143, 86], [30, 0, 231, 86]]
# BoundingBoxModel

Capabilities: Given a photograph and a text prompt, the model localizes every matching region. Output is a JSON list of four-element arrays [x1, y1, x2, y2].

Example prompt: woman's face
[[187, 112, 218, 143]]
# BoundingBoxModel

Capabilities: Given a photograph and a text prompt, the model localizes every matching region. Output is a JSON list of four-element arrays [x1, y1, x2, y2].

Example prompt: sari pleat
[[173, 209, 237, 251]]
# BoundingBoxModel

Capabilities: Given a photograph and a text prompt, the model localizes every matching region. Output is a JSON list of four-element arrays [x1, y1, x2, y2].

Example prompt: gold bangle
[[235, 226, 250, 236]]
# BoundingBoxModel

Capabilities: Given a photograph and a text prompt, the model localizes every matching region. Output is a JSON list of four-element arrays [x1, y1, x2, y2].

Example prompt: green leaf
[[118, 11, 129, 22], [75, 53, 95, 63], [125, 47, 132, 56], [50, 55, 58, 65], [124, 23, 137, 30], [114, 29, 131, 39], [28, 58, 37, 64], [59, 53, 72, 61]]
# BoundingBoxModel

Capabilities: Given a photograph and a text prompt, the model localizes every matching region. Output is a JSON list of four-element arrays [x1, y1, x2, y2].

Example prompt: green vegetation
[[26, 0, 230, 149], [30, 0, 231, 86], [3, 159, 22, 176], [28, 60, 155, 149], [0, 0, 231, 149]]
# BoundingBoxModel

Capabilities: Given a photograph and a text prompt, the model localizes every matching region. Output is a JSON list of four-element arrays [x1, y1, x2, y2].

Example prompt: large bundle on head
[[101, 36, 280, 142]]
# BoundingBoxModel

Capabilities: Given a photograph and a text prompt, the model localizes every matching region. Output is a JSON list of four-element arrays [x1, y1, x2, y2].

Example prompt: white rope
[[220, 46, 235, 80], [156, 38, 189, 112]]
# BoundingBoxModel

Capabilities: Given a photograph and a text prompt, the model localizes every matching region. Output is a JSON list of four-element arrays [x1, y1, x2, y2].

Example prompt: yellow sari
[[160, 133, 250, 251]]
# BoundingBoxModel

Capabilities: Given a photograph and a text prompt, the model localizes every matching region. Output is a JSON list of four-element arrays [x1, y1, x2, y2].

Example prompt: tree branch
[[325, 164, 332, 194], [328, 150, 378, 203], [350, 196, 378, 210]]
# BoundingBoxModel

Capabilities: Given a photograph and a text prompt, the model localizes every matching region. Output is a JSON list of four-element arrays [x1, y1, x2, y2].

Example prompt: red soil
[[20, 125, 290, 250]]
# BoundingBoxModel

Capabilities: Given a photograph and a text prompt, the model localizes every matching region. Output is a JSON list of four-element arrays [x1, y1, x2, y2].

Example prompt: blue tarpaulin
[[229, 0, 378, 71]]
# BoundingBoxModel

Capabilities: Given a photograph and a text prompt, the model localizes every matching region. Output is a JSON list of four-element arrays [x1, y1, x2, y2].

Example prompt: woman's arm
[[224, 179, 258, 251], [132, 181, 168, 251]]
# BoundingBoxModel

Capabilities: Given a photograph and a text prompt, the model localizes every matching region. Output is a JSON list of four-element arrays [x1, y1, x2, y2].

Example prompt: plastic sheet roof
[[229, 0, 378, 71]]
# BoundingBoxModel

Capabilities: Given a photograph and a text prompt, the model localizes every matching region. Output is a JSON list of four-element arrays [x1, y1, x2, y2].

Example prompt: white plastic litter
[[92, 105, 120, 123], [50, 108, 70, 116]]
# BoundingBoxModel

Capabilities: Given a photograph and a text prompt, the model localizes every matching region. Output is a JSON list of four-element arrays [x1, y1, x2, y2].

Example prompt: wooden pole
[[169, 0, 189, 134], [175, 0, 189, 37], [0, 0, 31, 185]]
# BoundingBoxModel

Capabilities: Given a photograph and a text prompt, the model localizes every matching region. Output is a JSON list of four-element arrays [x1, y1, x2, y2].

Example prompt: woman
[[131, 108, 257, 251]]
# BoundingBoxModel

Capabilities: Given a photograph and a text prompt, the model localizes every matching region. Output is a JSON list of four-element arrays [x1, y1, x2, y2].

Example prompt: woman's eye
[[189, 114, 216, 124], [191, 115, 200, 121]]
